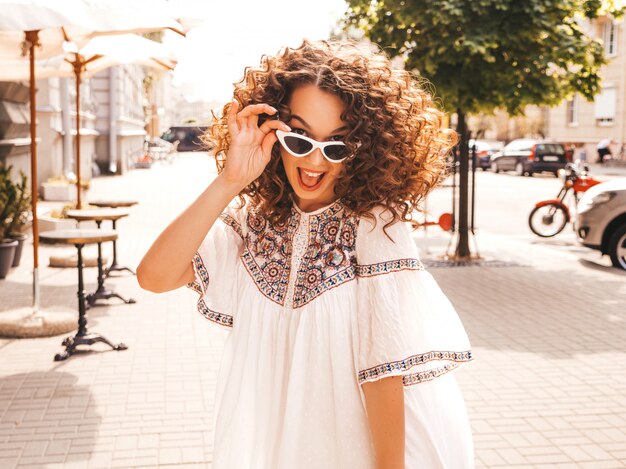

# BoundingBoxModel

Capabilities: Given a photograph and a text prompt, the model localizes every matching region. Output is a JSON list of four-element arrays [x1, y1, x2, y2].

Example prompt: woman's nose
[[307, 148, 326, 167]]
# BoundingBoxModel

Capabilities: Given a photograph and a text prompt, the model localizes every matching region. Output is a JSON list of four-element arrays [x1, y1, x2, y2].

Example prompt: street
[[425, 164, 626, 266], [0, 152, 625, 468]]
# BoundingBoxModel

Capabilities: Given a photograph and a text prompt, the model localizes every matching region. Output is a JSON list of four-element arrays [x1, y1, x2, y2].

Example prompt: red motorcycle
[[528, 162, 603, 237]]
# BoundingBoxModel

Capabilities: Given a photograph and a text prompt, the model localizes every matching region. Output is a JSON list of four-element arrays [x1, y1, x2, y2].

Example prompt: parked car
[[469, 139, 504, 170], [490, 139, 568, 176], [575, 179, 626, 270], [160, 125, 209, 152]]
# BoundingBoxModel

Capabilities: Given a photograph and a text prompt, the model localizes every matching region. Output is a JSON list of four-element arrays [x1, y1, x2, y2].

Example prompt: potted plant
[[41, 175, 90, 201], [0, 166, 19, 279], [6, 169, 31, 267]]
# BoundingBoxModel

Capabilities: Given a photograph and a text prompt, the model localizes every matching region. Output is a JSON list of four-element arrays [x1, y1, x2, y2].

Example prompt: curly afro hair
[[207, 39, 457, 228]]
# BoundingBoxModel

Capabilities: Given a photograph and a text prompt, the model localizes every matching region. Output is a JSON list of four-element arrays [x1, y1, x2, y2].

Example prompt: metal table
[[84, 200, 138, 277], [39, 229, 128, 361], [66, 209, 136, 307]]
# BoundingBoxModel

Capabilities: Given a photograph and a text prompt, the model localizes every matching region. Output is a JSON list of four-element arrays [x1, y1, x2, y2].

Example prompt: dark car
[[490, 139, 568, 177], [161, 125, 209, 152]]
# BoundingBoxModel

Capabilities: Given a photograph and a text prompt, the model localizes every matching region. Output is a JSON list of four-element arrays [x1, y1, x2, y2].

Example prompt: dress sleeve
[[186, 206, 244, 330], [355, 207, 473, 387]]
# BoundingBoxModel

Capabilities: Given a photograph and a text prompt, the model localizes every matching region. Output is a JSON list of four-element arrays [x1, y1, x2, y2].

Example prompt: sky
[[163, 0, 349, 104]]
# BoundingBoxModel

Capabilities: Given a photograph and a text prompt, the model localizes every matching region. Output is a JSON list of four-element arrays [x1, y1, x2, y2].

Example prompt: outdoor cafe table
[[39, 229, 128, 361], [66, 209, 136, 307], [85, 200, 138, 277]]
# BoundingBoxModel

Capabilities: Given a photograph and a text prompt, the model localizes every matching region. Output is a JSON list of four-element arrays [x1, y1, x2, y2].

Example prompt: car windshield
[[535, 143, 565, 155]]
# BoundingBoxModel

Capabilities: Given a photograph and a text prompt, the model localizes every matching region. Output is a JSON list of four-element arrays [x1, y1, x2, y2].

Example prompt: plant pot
[[0, 239, 18, 279], [9, 233, 28, 267], [37, 215, 77, 232], [41, 183, 89, 202]]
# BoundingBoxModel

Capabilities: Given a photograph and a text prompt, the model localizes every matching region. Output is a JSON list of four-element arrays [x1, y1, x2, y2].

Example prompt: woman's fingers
[[227, 100, 239, 136], [241, 103, 278, 129], [237, 103, 277, 119], [259, 119, 291, 135], [260, 129, 278, 162]]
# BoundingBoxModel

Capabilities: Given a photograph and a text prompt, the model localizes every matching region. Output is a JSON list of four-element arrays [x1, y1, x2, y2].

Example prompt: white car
[[575, 179, 626, 269]]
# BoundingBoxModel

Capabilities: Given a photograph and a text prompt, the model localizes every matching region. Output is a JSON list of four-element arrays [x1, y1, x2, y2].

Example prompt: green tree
[[344, 0, 622, 257]]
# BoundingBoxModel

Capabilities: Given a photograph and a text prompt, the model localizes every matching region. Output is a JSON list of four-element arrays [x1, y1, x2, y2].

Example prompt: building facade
[[548, 16, 626, 162], [0, 63, 175, 191]]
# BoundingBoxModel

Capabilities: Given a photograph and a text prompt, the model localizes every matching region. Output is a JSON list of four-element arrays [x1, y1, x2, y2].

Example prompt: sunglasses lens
[[324, 144, 348, 161], [283, 135, 313, 156]]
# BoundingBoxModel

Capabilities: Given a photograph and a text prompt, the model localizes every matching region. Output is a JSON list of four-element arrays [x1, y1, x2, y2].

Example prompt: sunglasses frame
[[275, 129, 348, 163]]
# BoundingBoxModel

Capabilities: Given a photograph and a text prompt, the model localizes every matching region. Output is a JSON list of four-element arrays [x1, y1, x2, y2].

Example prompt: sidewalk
[[1, 152, 625, 469]]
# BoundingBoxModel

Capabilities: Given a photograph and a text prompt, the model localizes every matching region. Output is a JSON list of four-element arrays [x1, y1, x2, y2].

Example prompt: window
[[595, 86, 616, 125], [566, 96, 578, 125], [603, 21, 618, 57]]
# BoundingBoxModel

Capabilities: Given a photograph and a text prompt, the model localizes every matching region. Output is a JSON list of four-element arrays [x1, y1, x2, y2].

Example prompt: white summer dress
[[187, 198, 475, 469]]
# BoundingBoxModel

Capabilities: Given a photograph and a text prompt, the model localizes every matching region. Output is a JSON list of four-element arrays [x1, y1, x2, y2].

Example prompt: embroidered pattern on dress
[[196, 298, 234, 328], [357, 350, 473, 384], [291, 209, 359, 308], [235, 201, 360, 308], [219, 212, 243, 239], [356, 258, 424, 277], [402, 362, 461, 386], [239, 207, 299, 306], [228, 202, 427, 308], [186, 252, 234, 328]]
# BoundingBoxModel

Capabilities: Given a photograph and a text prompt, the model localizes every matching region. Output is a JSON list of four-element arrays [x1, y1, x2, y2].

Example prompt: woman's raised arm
[[136, 176, 242, 293], [136, 101, 290, 293]]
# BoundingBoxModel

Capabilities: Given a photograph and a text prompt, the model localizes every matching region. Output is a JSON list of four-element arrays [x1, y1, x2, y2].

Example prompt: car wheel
[[608, 224, 626, 270], [491, 162, 500, 173], [515, 162, 525, 176]]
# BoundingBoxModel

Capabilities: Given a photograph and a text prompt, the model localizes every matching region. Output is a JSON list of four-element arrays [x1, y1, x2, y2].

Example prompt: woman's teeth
[[298, 168, 325, 188]]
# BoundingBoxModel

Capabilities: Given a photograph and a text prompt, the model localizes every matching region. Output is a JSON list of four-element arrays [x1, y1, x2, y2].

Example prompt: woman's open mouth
[[297, 167, 326, 191]]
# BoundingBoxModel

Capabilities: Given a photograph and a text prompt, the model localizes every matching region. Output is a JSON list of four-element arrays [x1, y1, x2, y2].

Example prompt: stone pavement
[[1, 152, 625, 469]]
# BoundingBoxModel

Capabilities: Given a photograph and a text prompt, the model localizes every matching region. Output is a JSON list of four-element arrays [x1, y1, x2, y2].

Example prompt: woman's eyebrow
[[291, 114, 348, 134]]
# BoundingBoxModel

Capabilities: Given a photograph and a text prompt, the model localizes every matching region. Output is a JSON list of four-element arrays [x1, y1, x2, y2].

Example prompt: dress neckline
[[290, 195, 344, 218]]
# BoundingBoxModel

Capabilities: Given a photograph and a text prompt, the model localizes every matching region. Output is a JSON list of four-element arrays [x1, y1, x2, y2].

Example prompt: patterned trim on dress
[[187, 280, 203, 295], [358, 350, 473, 384], [196, 297, 234, 328], [185, 282, 234, 329], [191, 252, 210, 293], [356, 258, 425, 277], [186, 251, 234, 329], [219, 212, 243, 239], [402, 362, 461, 386]]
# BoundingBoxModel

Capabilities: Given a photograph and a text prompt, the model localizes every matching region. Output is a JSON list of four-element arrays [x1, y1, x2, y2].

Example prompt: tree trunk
[[455, 109, 471, 258]]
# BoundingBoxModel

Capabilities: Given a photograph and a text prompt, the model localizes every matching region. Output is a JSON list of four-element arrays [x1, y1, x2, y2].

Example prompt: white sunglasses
[[275, 130, 348, 163]]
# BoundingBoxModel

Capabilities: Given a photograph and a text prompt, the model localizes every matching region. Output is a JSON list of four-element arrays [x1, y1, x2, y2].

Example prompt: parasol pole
[[73, 54, 83, 209], [25, 30, 41, 313]]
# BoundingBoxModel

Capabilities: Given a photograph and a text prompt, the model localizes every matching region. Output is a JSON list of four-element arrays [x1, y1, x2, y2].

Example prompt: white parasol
[[0, 0, 182, 325]]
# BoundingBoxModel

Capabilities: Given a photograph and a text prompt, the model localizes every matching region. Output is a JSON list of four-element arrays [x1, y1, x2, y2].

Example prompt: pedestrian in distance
[[597, 138, 612, 164], [577, 143, 587, 163], [137, 40, 474, 469]]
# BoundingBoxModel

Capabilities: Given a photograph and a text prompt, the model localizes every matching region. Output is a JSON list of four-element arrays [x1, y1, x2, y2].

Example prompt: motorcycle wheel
[[528, 203, 568, 237]]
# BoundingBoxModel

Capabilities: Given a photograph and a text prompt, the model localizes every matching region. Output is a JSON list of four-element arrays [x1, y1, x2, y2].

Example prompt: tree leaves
[[343, 0, 617, 116]]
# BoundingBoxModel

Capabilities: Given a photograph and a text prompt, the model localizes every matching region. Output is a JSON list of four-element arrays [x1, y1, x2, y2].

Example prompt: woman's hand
[[220, 100, 290, 188]]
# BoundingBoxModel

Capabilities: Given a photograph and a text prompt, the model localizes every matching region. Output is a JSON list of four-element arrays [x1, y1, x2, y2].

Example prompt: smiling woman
[[138, 40, 474, 469]]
